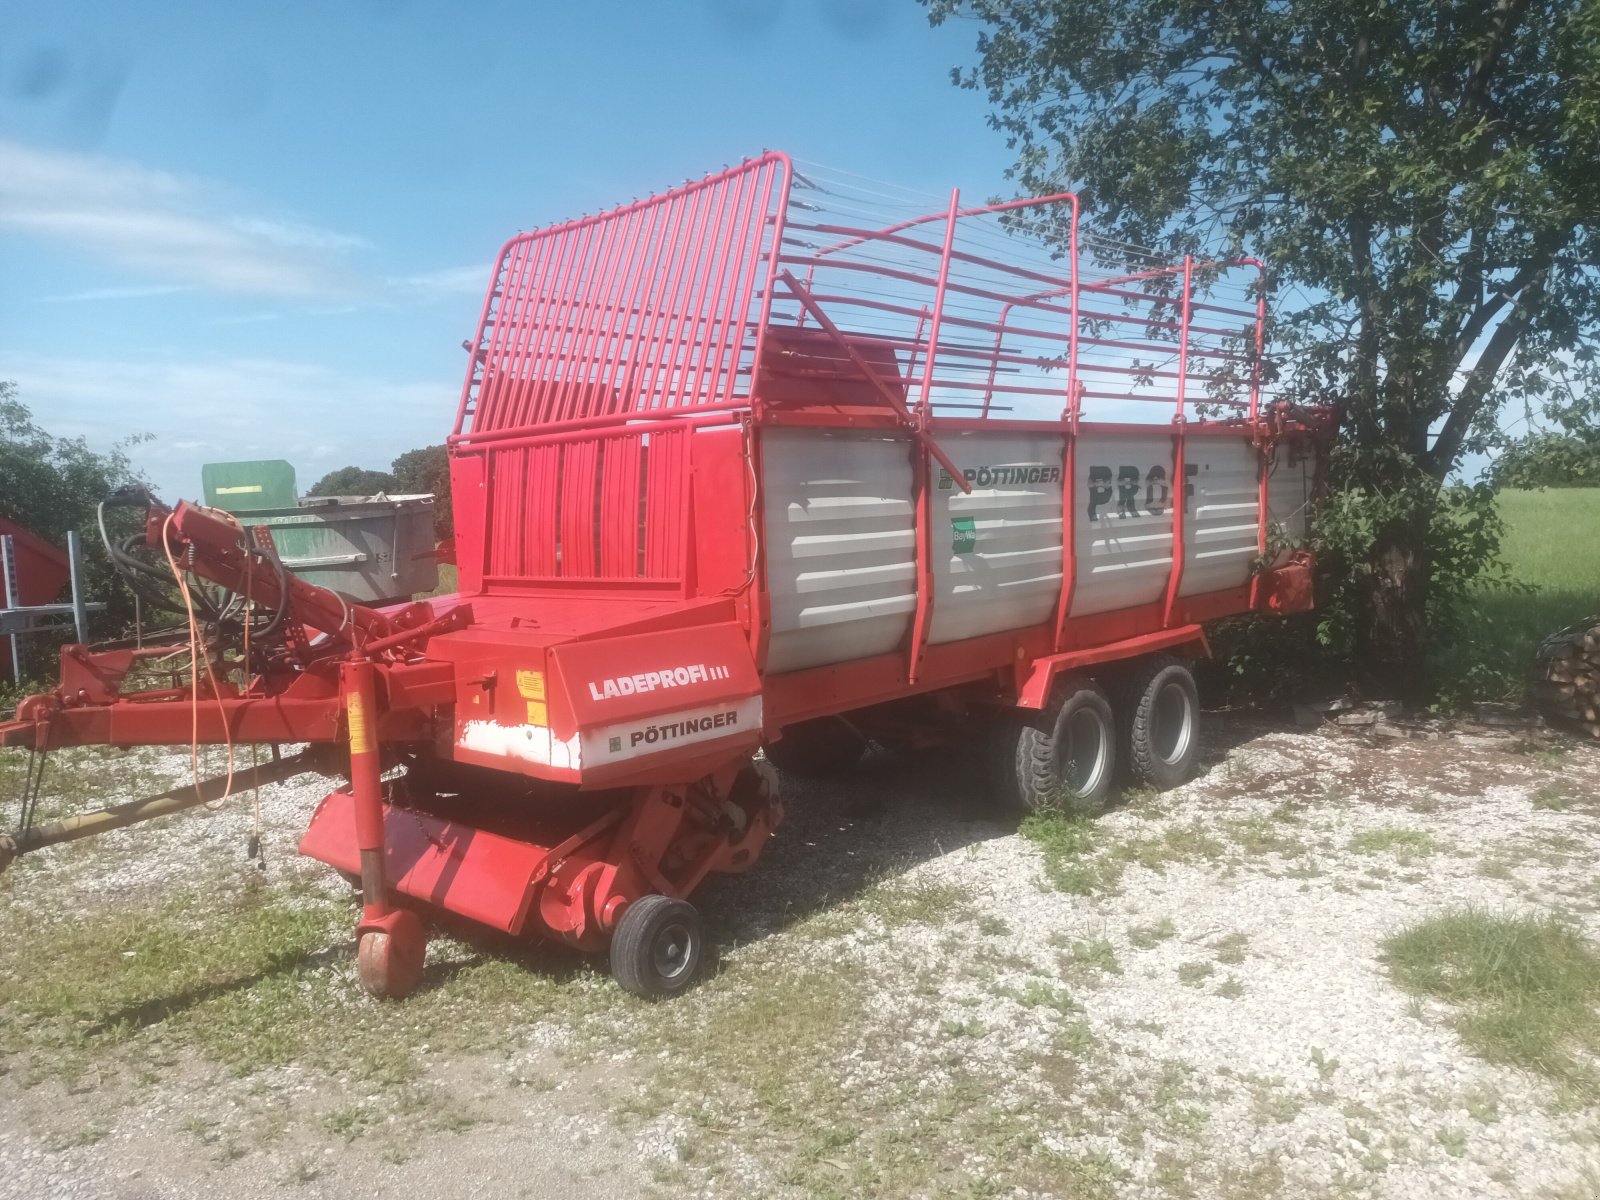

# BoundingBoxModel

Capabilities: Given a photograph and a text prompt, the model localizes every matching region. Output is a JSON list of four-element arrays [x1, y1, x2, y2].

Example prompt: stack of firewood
[[1533, 616, 1600, 738]]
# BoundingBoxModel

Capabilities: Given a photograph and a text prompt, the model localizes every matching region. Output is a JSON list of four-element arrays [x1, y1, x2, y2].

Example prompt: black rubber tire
[[1116, 655, 1200, 790], [992, 674, 1116, 814], [762, 716, 867, 778], [610, 895, 705, 999]]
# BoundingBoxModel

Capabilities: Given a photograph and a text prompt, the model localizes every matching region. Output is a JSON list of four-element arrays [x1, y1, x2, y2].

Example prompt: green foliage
[[307, 446, 453, 541], [0, 382, 143, 543], [0, 382, 146, 670], [1492, 431, 1600, 489], [390, 443, 453, 540], [927, 0, 1600, 698], [305, 465, 395, 497]]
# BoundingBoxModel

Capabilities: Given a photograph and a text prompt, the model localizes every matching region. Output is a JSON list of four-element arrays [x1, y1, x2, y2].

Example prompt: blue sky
[[1, 0, 1015, 502]]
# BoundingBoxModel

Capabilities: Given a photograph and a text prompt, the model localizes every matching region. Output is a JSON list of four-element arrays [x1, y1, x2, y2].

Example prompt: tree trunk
[[1354, 519, 1430, 704]]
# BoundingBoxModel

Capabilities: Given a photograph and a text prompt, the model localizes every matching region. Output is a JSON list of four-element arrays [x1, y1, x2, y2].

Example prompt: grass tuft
[[1348, 826, 1439, 860], [1383, 907, 1600, 1093]]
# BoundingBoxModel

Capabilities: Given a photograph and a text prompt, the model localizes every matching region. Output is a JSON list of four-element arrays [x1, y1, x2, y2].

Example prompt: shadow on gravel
[[694, 708, 1288, 953], [402, 709, 1293, 980], [695, 742, 1008, 950]]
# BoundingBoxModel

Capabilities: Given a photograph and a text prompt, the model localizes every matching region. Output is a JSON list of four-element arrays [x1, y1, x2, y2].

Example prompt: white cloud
[[390, 264, 490, 296], [1, 352, 457, 503], [0, 139, 365, 298], [36, 283, 193, 303]]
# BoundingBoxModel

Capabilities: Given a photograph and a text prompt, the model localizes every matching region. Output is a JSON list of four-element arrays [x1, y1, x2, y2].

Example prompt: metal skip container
[[245, 494, 439, 605], [202, 460, 438, 604]]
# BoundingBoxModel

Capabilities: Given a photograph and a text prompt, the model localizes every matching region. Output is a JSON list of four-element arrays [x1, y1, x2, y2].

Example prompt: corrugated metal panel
[[1180, 439, 1261, 598], [1070, 433, 1176, 617], [761, 429, 917, 673], [929, 431, 1063, 644]]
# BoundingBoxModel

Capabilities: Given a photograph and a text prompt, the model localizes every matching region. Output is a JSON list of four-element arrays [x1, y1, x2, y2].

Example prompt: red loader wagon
[[0, 153, 1333, 999]]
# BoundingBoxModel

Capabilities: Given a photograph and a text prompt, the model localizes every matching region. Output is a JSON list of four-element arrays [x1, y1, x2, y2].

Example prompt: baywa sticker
[[951, 516, 977, 555], [938, 463, 1062, 490]]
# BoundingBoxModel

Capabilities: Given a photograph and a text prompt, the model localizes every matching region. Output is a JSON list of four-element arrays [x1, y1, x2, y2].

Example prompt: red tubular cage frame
[[451, 154, 1273, 445]]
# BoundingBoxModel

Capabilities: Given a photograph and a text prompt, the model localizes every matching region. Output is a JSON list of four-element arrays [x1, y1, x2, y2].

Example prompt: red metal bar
[[1162, 256, 1194, 628], [1053, 382, 1084, 652], [913, 190, 961, 419], [904, 190, 961, 685], [504, 227, 572, 430], [687, 169, 749, 411], [343, 658, 390, 922], [558, 202, 640, 424], [637, 181, 711, 413]]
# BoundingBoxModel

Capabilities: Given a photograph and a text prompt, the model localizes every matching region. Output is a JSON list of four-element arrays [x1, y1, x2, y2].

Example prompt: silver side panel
[[762, 427, 1305, 671], [761, 429, 917, 673], [1071, 433, 1177, 617], [929, 431, 1065, 645], [1180, 438, 1261, 598]]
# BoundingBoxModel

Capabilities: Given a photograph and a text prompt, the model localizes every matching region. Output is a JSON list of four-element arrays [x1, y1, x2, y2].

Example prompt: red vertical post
[[344, 656, 426, 999], [907, 189, 961, 685], [1162, 256, 1194, 629], [1053, 382, 1084, 652], [344, 657, 389, 921], [1249, 262, 1271, 606]]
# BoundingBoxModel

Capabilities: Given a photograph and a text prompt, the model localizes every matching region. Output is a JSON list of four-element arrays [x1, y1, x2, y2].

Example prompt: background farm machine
[[0, 153, 1332, 1000]]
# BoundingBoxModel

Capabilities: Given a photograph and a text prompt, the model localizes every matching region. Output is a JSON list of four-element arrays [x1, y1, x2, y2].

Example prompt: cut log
[[1531, 613, 1600, 733]]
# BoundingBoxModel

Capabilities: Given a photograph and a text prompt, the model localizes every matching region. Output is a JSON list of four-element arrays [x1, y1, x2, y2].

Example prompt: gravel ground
[[1, 714, 1598, 1199]]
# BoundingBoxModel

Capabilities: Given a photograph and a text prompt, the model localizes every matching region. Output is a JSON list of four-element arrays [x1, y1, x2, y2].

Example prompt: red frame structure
[[1, 153, 1333, 998]]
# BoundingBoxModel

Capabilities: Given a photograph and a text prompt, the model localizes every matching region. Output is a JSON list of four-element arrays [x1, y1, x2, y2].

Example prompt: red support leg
[[344, 657, 427, 999]]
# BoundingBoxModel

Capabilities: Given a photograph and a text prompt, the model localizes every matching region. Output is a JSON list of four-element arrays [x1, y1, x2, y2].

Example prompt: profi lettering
[[589, 663, 724, 701], [1086, 464, 1199, 519]]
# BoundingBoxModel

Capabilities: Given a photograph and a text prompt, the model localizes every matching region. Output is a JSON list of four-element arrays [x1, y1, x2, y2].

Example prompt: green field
[[1456, 488, 1600, 702]]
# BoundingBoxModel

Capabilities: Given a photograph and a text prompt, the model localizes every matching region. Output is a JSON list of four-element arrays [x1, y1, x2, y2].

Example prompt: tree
[[390, 444, 453, 540], [0, 382, 147, 661], [1492, 392, 1600, 487], [0, 382, 143, 542], [306, 465, 396, 497], [925, 0, 1600, 698]]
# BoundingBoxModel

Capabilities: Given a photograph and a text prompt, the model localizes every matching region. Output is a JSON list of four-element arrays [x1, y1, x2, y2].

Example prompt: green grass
[[1383, 907, 1600, 1095], [1348, 826, 1439, 861], [1452, 488, 1600, 704], [429, 562, 459, 597], [1021, 810, 1231, 896], [0, 882, 623, 1090]]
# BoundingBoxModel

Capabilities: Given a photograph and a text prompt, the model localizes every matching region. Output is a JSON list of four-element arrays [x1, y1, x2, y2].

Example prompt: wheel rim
[[1059, 707, 1110, 798], [652, 921, 695, 983], [1152, 681, 1194, 765]]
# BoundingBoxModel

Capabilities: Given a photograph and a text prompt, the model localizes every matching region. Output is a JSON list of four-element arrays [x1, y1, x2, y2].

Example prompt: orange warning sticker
[[515, 669, 546, 702], [525, 698, 548, 727], [347, 692, 372, 755]]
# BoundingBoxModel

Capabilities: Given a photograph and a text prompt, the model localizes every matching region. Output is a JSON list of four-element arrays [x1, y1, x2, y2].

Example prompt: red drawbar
[[300, 792, 552, 935]]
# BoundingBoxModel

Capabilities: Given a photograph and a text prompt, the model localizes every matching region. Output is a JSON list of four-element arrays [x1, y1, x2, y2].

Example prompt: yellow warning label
[[515, 669, 546, 702], [347, 692, 373, 755], [525, 698, 548, 727]]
